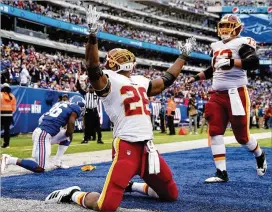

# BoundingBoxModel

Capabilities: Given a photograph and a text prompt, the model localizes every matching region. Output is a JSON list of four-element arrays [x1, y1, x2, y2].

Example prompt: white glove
[[86, 5, 102, 34], [178, 36, 196, 58], [214, 58, 233, 70]]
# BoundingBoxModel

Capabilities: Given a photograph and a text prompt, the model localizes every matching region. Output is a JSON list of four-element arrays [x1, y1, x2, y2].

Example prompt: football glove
[[178, 36, 196, 59], [214, 58, 234, 70], [86, 5, 102, 35]]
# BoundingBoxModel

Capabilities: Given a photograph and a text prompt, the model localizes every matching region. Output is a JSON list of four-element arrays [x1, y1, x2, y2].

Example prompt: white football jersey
[[100, 70, 153, 142], [211, 37, 257, 91]]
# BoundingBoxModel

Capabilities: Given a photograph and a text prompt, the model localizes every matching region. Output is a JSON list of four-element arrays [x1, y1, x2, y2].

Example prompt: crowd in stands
[[1, 0, 213, 54], [172, 0, 271, 6], [103, 22, 211, 54], [1, 41, 271, 111], [223, 0, 271, 6]]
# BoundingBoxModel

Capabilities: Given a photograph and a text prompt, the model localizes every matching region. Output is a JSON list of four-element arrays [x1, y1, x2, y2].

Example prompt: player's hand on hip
[[86, 5, 103, 35], [178, 36, 196, 59]]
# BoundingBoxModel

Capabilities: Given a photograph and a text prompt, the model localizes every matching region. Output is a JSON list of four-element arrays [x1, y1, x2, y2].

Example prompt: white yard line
[[1, 132, 271, 177]]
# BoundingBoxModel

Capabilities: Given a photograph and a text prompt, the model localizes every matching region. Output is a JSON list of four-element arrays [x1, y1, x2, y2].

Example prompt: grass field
[[1, 128, 270, 158]]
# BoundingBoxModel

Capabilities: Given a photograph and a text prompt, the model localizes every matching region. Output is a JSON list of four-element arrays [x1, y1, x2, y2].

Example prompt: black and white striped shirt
[[85, 92, 99, 109], [76, 81, 99, 109]]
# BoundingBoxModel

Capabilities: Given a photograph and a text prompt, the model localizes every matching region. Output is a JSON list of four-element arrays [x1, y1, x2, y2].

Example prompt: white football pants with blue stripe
[[32, 128, 52, 169]]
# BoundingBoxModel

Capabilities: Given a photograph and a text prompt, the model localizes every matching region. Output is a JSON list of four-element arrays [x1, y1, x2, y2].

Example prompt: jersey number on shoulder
[[212, 49, 232, 69], [47, 103, 68, 117], [247, 38, 256, 48], [121, 86, 150, 116]]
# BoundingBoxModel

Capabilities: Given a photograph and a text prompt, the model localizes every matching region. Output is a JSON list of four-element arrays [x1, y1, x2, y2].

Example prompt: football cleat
[[205, 169, 229, 183], [125, 181, 134, 193], [256, 150, 267, 176], [54, 160, 70, 169], [1, 154, 11, 174], [45, 186, 81, 204]]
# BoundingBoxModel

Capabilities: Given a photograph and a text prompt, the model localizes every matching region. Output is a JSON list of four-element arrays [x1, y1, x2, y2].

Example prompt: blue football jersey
[[39, 102, 81, 136]]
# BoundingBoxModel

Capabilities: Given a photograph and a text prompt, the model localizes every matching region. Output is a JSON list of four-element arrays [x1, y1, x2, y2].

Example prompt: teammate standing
[[1, 96, 85, 173], [187, 14, 267, 183], [45, 6, 196, 211]]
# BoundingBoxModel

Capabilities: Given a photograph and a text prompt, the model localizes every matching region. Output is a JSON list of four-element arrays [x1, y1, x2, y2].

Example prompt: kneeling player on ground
[[45, 6, 196, 211], [1, 96, 85, 173]]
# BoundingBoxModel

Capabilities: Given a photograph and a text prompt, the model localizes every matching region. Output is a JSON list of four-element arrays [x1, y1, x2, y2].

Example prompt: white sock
[[132, 183, 159, 198], [71, 191, 88, 208], [55, 145, 69, 161], [7, 156, 18, 165], [242, 136, 262, 157], [211, 135, 226, 171]]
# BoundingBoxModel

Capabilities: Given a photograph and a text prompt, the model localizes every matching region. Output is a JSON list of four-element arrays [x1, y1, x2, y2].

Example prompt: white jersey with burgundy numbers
[[211, 36, 257, 91], [100, 69, 153, 142]]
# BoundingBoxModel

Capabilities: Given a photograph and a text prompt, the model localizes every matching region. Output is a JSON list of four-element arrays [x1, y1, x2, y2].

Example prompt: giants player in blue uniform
[[1, 96, 85, 173]]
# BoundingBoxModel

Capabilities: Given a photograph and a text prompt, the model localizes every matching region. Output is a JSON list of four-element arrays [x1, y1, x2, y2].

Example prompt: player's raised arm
[[85, 6, 110, 97], [147, 37, 196, 97]]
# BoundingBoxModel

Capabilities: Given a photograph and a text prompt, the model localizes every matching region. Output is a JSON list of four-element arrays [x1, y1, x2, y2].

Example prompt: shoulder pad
[[69, 104, 81, 118]]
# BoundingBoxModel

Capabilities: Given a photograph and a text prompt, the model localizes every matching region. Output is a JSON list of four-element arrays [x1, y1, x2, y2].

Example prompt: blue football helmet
[[69, 95, 86, 116]]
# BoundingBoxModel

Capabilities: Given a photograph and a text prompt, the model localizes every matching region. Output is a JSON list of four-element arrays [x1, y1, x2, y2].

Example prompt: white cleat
[[1, 154, 10, 174], [256, 151, 267, 176], [54, 160, 70, 169], [45, 186, 81, 204]]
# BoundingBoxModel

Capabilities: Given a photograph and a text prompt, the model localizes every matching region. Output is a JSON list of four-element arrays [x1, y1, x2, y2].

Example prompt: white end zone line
[[1, 132, 271, 177]]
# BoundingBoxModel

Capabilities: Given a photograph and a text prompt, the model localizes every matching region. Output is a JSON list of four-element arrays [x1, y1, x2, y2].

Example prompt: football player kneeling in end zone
[[45, 6, 196, 212], [1, 96, 85, 174]]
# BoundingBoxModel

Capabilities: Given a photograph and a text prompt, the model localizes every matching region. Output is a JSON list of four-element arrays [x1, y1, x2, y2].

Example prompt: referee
[[76, 79, 103, 144]]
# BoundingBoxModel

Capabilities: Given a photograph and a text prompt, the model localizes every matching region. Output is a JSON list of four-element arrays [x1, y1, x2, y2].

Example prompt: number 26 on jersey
[[121, 85, 150, 116]]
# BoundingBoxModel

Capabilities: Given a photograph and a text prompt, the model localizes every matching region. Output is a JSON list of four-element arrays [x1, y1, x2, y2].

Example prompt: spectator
[[0, 83, 17, 148], [159, 104, 166, 133], [258, 104, 264, 128], [264, 104, 272, 129], [167, 97, 176, 135], [188, 93, 198, 135], [20, 64, 31, 86]]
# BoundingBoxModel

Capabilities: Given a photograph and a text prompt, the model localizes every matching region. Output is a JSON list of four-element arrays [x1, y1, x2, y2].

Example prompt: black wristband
[[193, 75, 200, 81], [88, 34, 98, 45], [230, 59, 234, 68], [178, 54, 188, 60]]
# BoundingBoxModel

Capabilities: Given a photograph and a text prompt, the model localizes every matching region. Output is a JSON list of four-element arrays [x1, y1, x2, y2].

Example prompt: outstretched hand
[[86, 5, 103, 34], [178, 36, 197, 58]]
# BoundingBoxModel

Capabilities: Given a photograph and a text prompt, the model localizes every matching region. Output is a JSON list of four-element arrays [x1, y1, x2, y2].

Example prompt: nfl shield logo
[[127, 150, 131, 156]]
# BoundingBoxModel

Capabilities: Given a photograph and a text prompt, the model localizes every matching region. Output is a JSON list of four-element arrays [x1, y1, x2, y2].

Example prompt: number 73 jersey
[[101, 70, 153, 142], [211, 37, 256, 91]]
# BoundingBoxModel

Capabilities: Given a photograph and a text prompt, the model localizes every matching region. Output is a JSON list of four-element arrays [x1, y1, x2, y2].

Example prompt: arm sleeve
[[195, 66, 213, 81], [238, 44, 259, 70]]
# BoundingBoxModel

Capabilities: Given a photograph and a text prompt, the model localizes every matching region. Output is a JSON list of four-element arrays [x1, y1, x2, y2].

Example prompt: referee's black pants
[[84, 108, 102, 141], [1, 115, 13, 147], [167, 115, 175, 135]]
